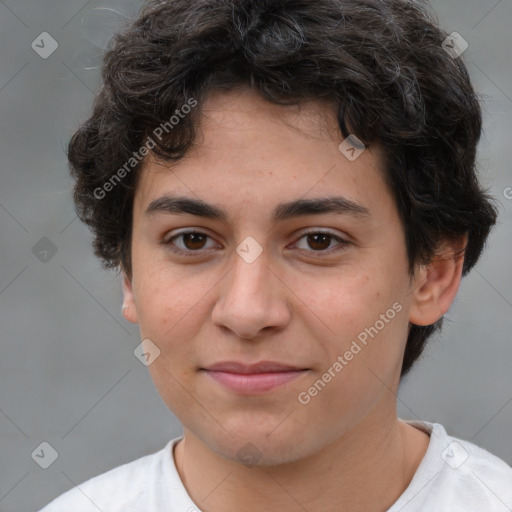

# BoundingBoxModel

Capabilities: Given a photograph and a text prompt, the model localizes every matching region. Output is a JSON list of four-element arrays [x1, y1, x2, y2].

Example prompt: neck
[[173, 410, 429, 512]]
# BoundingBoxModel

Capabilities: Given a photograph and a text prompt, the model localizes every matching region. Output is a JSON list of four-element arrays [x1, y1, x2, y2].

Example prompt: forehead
[[133, 87, 390, 222], [198, 87, 342, 141]]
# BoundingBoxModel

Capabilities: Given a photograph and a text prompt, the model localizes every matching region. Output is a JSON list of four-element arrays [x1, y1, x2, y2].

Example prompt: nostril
[[233, 329, 254, 340]]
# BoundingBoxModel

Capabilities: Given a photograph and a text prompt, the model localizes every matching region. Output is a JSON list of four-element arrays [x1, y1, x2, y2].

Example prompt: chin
[[194, 421, 319, 467]]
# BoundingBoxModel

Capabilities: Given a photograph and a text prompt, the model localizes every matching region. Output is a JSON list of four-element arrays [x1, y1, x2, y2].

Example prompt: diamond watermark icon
[[236, 236, 263, 264], [32, 237, 58, 263], [441, 441, 469, 469], [338, 134, 366, 161], [31, 442, 59, 469], [442, 32, 468, 59], [31, 32, 59, 59], [134, 338, 161, 366], [237, 442, 263, 467]]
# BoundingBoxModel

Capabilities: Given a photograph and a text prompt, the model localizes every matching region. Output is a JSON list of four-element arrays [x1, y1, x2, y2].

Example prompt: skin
[[122, 86, 466, 511]]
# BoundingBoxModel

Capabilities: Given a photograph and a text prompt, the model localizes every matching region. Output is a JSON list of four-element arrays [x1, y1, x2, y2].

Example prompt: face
[[122, 87, 422, 465]]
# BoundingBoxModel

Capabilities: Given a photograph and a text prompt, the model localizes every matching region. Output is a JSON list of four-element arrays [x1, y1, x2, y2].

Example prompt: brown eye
[[164, 231, 217, 255], [306, 233, 333, 251], [180, 232, 208, 250], [293, 231, 349, 255]]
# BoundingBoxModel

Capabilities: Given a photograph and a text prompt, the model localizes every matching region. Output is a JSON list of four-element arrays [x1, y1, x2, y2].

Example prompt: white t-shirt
[[39, 421, 512, 511]]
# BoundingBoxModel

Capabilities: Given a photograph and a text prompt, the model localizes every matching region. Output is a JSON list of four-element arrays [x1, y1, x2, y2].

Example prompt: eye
[[163, 230, 218, 255], [292, 230, 349, 254], [162, 229, 350, 257]]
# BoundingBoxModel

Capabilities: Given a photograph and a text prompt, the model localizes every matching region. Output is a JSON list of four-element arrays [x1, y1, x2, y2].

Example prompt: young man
[[41, 0, 511, 510]]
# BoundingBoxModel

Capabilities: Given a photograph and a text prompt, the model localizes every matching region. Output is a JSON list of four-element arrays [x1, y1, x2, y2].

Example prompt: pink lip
[[201, 361, 309, 395]]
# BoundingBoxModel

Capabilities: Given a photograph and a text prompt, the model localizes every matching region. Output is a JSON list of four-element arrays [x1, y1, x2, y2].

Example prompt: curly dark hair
[[68, 0, 498, 377]]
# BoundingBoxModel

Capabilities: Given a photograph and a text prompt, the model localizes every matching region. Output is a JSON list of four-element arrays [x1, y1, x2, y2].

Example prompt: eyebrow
[[145, 195, 370, 223]]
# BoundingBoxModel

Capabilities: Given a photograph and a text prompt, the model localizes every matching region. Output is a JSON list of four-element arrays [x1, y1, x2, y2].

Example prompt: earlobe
[[121, 272, 139, 324], [408, 237, 467, 326]]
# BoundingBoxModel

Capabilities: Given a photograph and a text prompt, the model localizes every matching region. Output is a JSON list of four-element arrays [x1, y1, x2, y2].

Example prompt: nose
[[211, 246, 291, 340]]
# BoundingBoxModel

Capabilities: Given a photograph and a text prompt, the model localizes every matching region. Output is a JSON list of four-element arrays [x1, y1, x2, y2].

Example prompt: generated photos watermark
[[93, 97, 198, 200], [441, 32, 468, 59], [338, 134, 366, 161], [298, 301, 403, 405]]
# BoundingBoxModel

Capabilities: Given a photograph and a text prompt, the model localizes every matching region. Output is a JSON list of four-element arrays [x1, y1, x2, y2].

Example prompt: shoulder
[[445, 429, 512, 506], [394, 421, 512, 511], [38, 439, 177, 512]]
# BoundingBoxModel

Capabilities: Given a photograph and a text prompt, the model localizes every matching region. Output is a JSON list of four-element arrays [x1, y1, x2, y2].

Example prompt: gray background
[[0, 1, 511, 511]]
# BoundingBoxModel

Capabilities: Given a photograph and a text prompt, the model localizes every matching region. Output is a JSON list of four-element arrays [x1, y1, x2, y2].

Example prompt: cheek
[[311, 270, 389, 333], [312, 265, 408, 369], [132, 266, 217, 386], [297, 302, 408, 432], [132, 259, 203, 333]]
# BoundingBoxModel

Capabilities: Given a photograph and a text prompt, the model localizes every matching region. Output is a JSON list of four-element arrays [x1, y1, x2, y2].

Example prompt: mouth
[[200, 361, 309, 395]]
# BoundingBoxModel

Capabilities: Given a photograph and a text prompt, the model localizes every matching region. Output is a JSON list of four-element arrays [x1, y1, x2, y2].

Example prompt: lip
[[204, 361, 305, 374], [201, 361, 309, 395]]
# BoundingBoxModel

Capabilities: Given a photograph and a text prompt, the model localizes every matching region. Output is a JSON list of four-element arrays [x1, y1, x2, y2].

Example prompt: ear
[[409, 235, 468, 326], [121, 271, 139, 324]]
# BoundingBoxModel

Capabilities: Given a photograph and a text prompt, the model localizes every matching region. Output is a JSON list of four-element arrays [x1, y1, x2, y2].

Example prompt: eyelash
[[162, 230, 350, 257]]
